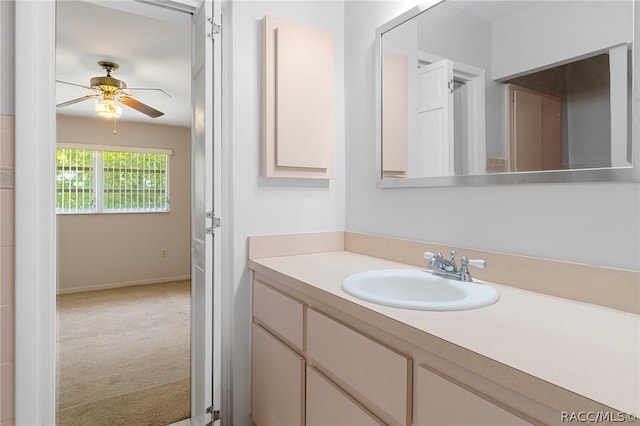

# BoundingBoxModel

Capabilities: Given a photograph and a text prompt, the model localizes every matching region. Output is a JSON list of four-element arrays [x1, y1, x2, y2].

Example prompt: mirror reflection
[[381, 0, 633, 179]]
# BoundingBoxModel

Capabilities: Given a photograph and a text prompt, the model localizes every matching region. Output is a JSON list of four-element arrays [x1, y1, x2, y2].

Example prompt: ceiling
[[55, 0, 192, 127]]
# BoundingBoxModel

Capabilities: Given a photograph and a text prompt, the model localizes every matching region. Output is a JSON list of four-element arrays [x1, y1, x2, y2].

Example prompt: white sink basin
[[342, 269, 499, 311]]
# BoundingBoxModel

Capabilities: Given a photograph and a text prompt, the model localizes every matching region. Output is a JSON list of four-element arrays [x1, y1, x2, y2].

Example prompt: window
[[56, 144, 171, 214]]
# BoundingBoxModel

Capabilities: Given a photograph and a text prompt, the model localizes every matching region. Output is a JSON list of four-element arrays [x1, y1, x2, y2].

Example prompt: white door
[[191, 0, 222, 424], [417, 59, 454, 176]]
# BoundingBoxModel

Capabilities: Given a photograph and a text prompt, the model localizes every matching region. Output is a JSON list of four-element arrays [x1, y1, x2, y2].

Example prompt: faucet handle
[[460, 256, 486, 269], [423, 251, 436, 260], [424, 251, 443, 261], [423, 251, 441, 268]]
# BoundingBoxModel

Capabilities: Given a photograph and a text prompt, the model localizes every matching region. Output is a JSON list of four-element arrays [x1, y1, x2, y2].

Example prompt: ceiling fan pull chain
[[113, 116, 118, 135]]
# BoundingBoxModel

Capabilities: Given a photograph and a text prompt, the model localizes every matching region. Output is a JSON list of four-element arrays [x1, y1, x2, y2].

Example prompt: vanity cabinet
[[251, 275, 541, 426]]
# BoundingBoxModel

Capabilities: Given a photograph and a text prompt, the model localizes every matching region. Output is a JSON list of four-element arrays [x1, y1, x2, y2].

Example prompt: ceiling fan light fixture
[[95, 98, 122, 119], [57, 61, 166, 122]]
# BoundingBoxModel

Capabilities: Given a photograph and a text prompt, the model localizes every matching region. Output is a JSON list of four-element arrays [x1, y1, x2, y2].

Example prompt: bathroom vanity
[[247, 233, 639, 426]]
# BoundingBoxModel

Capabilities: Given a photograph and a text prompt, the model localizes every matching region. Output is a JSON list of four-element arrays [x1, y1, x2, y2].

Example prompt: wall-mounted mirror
[[376, 0, 639, 186]]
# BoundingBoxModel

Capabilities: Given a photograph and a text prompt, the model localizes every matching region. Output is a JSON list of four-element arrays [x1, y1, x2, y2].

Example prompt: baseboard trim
[[56, 275, 191, 294]]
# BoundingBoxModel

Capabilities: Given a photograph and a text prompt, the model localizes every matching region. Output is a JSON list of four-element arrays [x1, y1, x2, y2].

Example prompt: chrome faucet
[[424, 250, 486, 282]]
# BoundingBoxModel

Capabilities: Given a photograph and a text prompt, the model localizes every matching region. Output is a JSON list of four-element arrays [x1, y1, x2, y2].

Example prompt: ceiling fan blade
[[120, 96, 164, 118], [125, 88, 172, 98], [57, 94, 99, 108], [56, 79, 94, 91]]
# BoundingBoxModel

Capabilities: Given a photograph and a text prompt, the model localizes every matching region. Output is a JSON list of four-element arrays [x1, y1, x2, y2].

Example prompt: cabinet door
[[253, 279, 305, 350], [306, 366, 384, 426], [307, 308, 412, 425], [252, 323, 305, 426], [414, 364, 533, 425], [262, 16, 335, 179]]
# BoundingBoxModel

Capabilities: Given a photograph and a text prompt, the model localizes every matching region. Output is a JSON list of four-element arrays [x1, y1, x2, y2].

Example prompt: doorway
[[55, 1, 193, 423], [417, 52, 487, 176], [14, 0, 221, 423]]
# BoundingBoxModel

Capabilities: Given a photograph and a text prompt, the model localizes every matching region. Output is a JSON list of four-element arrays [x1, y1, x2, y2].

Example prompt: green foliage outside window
[[103, 151, 168, 210], [56, 147, 169, 213], [56, 148, 95, 211]]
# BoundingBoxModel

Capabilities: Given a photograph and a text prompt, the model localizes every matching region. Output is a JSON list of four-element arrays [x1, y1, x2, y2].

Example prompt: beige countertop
[[248, 251, 640, 417]]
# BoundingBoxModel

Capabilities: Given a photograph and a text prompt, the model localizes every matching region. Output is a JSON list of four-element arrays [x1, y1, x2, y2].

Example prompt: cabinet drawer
[[252, 323, 305, 426], [307, 366, 384, 426], [306, 308, 412, 426], [414, 364, 534, 425], [253, 279, 305, 350]]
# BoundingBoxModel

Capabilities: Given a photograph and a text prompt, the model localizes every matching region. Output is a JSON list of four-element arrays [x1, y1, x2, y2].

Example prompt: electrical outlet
[[161, 249, 167, 257]]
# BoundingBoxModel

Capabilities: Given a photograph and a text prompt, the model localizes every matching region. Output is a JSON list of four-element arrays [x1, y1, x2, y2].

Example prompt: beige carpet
[[56, 280, 191, 426]]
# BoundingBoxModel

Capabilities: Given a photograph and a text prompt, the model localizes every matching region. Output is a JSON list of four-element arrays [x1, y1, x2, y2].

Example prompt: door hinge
[[206, 406, 221, 425], [207, 17, 221, 39], [206, 211, 221, 234]]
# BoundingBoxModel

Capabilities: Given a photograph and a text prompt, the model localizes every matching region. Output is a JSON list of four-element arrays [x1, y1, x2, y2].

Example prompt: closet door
[[508, 84, 561, 172], [511, 88, 543, 171]]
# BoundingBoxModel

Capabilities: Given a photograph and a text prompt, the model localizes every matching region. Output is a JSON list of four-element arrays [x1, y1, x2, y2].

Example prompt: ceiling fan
[[56, 61, 170, 119]]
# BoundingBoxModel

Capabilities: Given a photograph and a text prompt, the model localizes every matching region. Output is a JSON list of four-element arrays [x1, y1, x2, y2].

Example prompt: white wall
[[345, 1, 640, 271], [56, 115, 191, 292], [493, 1, 633, 80], [228, 2, 345, 423]]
